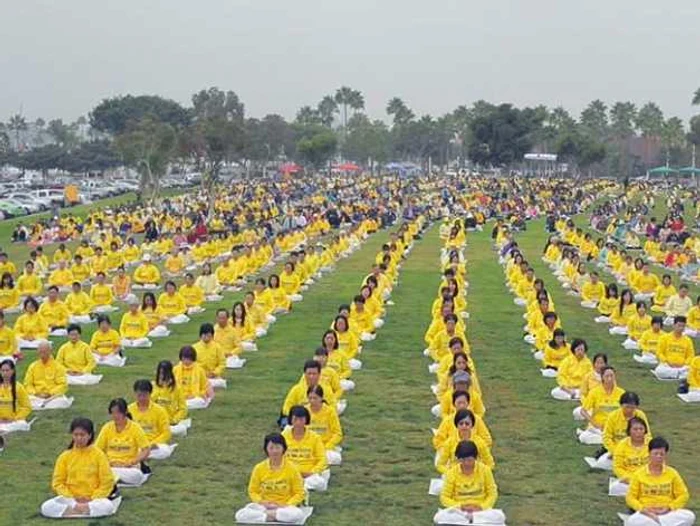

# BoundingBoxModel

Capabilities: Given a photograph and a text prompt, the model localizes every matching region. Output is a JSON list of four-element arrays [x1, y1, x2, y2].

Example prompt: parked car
[[0, 200, 27, 218]]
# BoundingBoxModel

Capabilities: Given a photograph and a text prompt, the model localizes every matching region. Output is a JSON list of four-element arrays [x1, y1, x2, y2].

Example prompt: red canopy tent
[[280, 162, 301, 174], [335, 162, 361, 172]]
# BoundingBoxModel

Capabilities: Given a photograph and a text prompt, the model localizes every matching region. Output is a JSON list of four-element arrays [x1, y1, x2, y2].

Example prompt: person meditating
[[235, 433, 306, 524], [434, 440, 506, 526], [40, 417, 120, 518]]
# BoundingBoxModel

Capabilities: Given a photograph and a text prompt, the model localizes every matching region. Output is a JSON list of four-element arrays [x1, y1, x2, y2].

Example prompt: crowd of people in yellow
[[494, 181, 696, 526]]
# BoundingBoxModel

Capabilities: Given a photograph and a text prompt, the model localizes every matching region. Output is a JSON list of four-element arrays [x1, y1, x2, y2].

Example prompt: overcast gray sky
[[2, 0, 699, 125]]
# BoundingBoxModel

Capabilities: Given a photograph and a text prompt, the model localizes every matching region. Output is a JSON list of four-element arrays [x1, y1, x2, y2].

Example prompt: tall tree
[[635, 102, 664, 137], [47, 119, 79, 149], [609, 101, 637, 177], [660, 117, 686, 165], [90, 95, 191, 135], [386, 97, 414, 126], [579, 100, 609, 139], [192, 87, 244, 121], [295, 106, 321, 127], [693, 88, 700, 106], [316, 95, 338, 128], [7, 114, 27, 151], [334, 86, 363, 134], [344, 114, 390, 171], [296, 129, 337, 169], [113, 116, 177, 202]]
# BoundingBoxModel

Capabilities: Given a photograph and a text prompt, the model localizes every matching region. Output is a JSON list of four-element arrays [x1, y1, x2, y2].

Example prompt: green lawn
[[1, 212, 697, 525]]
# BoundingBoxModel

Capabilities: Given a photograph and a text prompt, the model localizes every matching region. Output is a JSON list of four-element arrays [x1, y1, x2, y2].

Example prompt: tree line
[[1, 86, 700, 197]]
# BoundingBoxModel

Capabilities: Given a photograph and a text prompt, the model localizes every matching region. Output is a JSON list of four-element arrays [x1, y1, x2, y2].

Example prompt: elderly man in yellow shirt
[[48, 259, 74, 291], [56, 324, 102, 385], [653, 316, 695, 380], [24, 341, 74, 410], [132, 254, 161, 289]]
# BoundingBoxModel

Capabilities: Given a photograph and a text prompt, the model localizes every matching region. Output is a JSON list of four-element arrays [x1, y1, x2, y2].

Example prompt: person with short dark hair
[[56, 324, 100, 385], [193, 323, 226, 389], [235, 433, 306, 524], [281, 405, 329, 492], [40, 417, 120, 518], [654, 316, 694, 380], [608, 417, 650, 496], [434, 440, 506, 525], [173, 345, 212, 409], [128, 379, 175, 460], [624, 437, 694, 526]]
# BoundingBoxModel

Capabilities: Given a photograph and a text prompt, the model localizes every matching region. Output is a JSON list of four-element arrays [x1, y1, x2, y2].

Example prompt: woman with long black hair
[[0, 359, 31, 434]]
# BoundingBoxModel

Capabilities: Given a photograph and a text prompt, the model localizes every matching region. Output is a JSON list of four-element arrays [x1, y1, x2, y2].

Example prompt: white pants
[[633, 353, 658, 365], [30, 395, 74, 410], [349, 359, 362, 370], [94, 354, 125, 368], [541, 368, 558, 378], [584, 452, 612, 471], [683, 328, 699, 338], [235, 503, 304, 524], [532, 351, 544, 361], [118, 293, 138, 304], [18, 339, 48, 349], [170, 418, 192, 437], [595, 316, 611, 323], [610, 326, 628, 335], [242, 341, 257, 352], [304, 470, 330, 492], [654, 364, 689, 380], [608, 477, 629, 496], [0, 419, 31, 433], [524, 335, 536, 345], [49, 328, 68, 337], [572, 406, 586, 420], [187, 306, 205, 315], [373, 318, 384, 329], [360, 332, 375, 342], [514, 298, 526, 306], [255, 327, 267, 338], [581, 300, 598, 309], [67, 373, 103, 385], [69, 315, 93, 324], [327, 449, 342, 466], [288, 294, 303, 302], [431, 404, 442, 418], [625, 509, 695, 526], [622, 338, 640, 350], [551, 387, 580, 401], [266, 314, 277, 324], [148, 443, 177, 460], [133, 283, 159, 290], [148, 326, 170, 338], [205, 294, 224, 302], [226, 356, 247, 369], [121, 338, 152, 349], [635, 293, 654, 302], [186, 397, 211, 409], [40, 496, 120, 518], [208, 378, 227, 390], [336, 400, 347, 415], [112, 467, 148, 486], [678, 389, 700, 403], [577, 426, 603, 445], [93, 305, 119, 314], [167, 314, 190, 324], [340, 379, 355, 392], [434, 507, 506, 525]]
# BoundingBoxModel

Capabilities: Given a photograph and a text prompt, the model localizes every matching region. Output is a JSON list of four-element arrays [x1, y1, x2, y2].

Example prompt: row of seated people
[[235, 219, 422, 524], [498, 227, 695, 526]]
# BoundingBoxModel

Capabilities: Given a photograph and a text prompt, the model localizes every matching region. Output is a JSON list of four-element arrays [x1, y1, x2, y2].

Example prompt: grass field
[[0, 206, 698, 525]]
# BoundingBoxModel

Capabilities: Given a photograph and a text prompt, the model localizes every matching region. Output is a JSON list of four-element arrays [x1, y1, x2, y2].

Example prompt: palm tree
[[693, 88, 700, 106], [661, 117, 686, 165], [386, 97, 414, 126], [348, 90, 365, 115], [295, 106, 320, 126], [316, 96, 338, 128], [7, 114, 28, 151], [334, 86, 358, 134]]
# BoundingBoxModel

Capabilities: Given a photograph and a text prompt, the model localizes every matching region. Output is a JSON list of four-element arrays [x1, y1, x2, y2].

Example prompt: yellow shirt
[[14, 312, 49, 340], [281, 428, 327, 475], [192, 340, 225, 377], [0, 382, 31, 420], [180, 284, 204, 307], [439, 462, 498, 510], [16, 273, 43, 296], [65, 291, 93, 315], [613, 437, 650, 481], [581, 281, 606, 303], [51, 445, 114, 499], [38, 299, 70, 328], [56, 340, 96, 373], [638, 328, 664, 356], [657, 333, 695, 367], [213, 323, 240, 356], [0, 286, 19, 310], [305, 403, 343, 449], [602, 408, 650, 452], [582, 385, 626, 429], [0, 325, 18, 356], [157, 292, 186, 316], [438, 434, 494, 473], [626, 465, 690, 511], [96, 419, 149, 465], [173, 362, 208, 399], [247, 458, 305, 506], [71, 263, 91, 282], [90, 283, 114, 306], [127, 401, 171, 445], [90, 328, 121, 356], [557, 355, 593, 390], [48, 268, 74, 287], [152, 384, 188, 424], [119, 311, 150, 340], [24, 358, 67, 396], [133, 264, 161, 284]]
